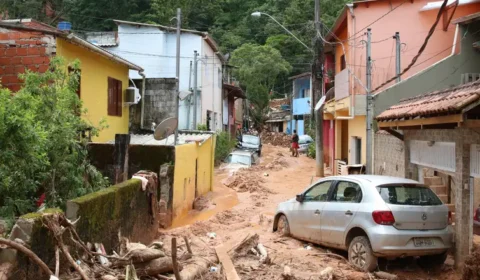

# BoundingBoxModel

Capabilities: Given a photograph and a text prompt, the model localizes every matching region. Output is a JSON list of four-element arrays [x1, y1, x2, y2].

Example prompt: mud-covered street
[[158, 145, 463, 280]]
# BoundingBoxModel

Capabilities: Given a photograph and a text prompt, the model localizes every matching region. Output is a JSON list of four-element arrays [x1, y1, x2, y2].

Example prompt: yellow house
[[56, 35, 144, 142]]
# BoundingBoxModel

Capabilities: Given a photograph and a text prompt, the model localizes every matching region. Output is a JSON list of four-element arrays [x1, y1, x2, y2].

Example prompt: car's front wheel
[[348, 236, 378, 272], [276, 215, 290, 236], [418, 252, 448, 268]]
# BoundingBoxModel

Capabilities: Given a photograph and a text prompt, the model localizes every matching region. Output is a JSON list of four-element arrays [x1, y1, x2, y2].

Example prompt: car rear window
[[376, 185, 442, 206]]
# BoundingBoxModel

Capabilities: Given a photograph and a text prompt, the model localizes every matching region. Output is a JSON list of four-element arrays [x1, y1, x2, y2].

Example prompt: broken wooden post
[[114, 134, 130, 184], [215, 245, 240, 280], [171, 238, 182, 280]]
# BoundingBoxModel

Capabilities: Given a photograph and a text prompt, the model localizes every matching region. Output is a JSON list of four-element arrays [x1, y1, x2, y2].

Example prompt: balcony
[[334, 68, 349, 100]]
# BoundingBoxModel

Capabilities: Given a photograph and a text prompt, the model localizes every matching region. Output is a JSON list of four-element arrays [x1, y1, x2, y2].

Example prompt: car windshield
[[226, 154, 252, 166], [376, 184, 442, 206], [242, 135, 260, 145]]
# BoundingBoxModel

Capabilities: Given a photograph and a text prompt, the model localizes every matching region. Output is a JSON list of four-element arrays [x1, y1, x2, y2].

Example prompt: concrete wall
[[57, 38, 131, 142], [129, 78, 177, 132], [66, 179, 158, 252], [374, 21, 480, 116], [172, 136, 215, 220], [374, 131, 405, 177], [0, 27, 54, 92], [348, 116, 367, 165]]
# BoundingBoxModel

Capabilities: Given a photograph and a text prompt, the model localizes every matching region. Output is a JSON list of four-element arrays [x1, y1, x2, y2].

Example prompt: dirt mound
[[249, 156, 289, 172], [262, 132, 291, 147], [463, 245, 480, 280], [223, 172, 273, 194], [212, 209, 245, 225]]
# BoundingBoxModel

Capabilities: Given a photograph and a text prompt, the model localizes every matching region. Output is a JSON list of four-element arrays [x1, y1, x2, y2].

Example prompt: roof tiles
[[376, 81, 480, 121]]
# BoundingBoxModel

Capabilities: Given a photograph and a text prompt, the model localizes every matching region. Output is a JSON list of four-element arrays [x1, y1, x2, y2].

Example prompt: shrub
[[215, 131, 236, 164], [307, 142, 316, 159], [0, 58, 108, 219], [197, 124, 208, 131]]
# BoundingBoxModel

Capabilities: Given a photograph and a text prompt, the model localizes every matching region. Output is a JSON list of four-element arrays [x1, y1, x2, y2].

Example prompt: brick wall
[[374, 131, 405, 177], [0, 28, 55, 92], [129, 78, 177, 132]]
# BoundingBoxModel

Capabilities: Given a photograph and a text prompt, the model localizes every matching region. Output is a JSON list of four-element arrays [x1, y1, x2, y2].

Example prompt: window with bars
[[108, 77, 123, 117]]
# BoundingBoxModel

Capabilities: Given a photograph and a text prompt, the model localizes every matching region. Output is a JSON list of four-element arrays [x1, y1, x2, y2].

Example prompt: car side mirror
[[296, 194, 304, 203]]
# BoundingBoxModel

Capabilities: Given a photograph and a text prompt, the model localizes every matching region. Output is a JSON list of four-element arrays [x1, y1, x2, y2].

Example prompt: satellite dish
[[314, 95, 326, 112], [154, 117, 178, 141], [179, 90, 193, 101]]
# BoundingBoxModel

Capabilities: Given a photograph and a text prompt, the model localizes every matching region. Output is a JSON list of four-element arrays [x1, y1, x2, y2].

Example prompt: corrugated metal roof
[[116, 131, 213, 146], [83, 32, 117, 47], [376, 81, 480, 121]]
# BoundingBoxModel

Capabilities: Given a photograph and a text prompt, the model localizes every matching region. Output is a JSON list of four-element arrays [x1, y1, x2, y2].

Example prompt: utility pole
[[174, 8, 181, 144], [395, 32, 401, 83], [193, 50, 199, 130], [366, 28, 373, 174], [313, 0, 324, 177], [187, 60, 192, 129]]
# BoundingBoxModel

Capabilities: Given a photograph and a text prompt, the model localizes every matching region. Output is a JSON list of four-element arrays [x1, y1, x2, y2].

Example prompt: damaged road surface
[[159, 144, 467, 280]]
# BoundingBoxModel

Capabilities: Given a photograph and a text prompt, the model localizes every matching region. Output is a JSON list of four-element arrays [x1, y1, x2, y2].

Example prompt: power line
[[372, 0, 449, 92]]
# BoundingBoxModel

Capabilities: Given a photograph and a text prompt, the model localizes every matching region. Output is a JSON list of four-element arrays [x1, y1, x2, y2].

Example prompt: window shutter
[[108, 77, 115, 116], [116, 79, 122, 117]]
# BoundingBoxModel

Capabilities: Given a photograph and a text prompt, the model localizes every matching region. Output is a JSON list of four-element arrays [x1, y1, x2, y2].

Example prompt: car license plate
[[413, 238, 435, 247]]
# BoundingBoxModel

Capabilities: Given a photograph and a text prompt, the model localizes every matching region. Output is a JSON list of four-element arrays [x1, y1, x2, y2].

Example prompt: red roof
[[376, 81, 480, 121]]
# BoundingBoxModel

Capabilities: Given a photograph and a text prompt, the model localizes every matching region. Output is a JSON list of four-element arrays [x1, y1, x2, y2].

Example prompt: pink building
[[323, 0, 480, 174]]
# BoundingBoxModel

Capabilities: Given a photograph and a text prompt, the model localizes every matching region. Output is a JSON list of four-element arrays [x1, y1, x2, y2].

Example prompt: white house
[[85, 20, 225, 131]]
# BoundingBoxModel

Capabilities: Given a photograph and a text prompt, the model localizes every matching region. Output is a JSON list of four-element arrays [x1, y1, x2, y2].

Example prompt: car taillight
[[474, 210, 478, 222], [448, 211, 453, 225], [372, 211, 395, 225]]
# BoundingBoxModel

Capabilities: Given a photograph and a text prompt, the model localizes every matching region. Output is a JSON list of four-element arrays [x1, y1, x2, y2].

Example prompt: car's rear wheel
[[348, 236, 378, 272], [418, 252, 448, 268], [276, 215, 290, 236]]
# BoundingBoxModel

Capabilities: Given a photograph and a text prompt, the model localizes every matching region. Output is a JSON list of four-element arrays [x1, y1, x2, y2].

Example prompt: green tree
[[230, 44, 291, 130], [0, 58, 108, 219]]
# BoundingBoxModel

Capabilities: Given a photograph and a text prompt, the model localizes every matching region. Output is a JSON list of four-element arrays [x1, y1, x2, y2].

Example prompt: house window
[[340, 55, 346, 71], [68, 67, 81, 98], [108, 77, 122, 117]]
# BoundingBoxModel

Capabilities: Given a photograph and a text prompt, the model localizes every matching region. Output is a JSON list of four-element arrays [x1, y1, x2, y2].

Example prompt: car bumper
[[367, 225, 453, 257]]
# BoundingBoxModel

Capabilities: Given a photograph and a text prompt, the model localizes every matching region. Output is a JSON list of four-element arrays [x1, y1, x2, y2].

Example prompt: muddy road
[[160, 144, 461, 280]]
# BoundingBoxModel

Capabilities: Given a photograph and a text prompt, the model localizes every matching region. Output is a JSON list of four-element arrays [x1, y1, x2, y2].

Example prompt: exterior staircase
[[424, 175, 455, 220]]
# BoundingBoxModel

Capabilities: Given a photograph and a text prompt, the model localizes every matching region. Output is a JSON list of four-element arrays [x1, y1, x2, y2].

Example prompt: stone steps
[[429, 184, 448, 195], [424, 176, 443, 186]]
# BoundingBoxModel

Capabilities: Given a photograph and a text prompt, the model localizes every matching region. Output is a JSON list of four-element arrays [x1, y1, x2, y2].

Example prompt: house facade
[[322, 0, 480, 173], [0, 19, 143, 142], [375, 11, 480, 267], [85, 21, 226, 132]]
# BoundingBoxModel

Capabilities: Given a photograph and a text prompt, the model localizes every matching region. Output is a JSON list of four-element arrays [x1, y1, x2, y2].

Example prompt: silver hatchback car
[[273, 175, 453, 271]]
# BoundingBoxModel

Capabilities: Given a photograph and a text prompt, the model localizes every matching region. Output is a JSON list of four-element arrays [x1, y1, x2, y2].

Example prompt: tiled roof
[[376, 81, 480, 121], [269, 98, 289, 110]]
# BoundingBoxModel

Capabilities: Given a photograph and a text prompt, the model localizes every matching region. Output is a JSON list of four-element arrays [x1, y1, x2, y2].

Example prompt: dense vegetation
[[1, 0, 348, 94], [0, 58, 108, 219]]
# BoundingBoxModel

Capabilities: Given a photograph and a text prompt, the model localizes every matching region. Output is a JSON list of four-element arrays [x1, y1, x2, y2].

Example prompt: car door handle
[[345, 210, 353, 216], [314, 209, 321, 215]]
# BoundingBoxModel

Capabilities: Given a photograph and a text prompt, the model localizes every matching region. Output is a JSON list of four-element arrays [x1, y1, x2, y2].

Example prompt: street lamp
[[250, 11, 313, 52]]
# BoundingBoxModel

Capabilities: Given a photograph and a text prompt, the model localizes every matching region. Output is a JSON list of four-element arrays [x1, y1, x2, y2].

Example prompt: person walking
[[291, 130, 299, 157]]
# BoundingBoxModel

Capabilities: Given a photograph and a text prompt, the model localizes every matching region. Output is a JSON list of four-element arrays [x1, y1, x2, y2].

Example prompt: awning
[[224, 84, 246, 99]]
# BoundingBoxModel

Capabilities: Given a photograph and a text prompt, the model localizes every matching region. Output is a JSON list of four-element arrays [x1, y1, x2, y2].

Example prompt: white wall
[[200, 39, 223, 132], [109, 24, 206, 130]]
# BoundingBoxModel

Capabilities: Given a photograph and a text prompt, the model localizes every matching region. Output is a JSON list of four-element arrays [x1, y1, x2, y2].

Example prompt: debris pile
[[0, 213, 220, 280], [222, 172, 272, 194], [261, 132, 291, 147], [463, 244, 480, 280]]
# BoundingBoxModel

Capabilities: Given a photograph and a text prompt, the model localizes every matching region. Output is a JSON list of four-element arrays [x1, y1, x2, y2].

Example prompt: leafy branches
[[0, 57, 108, 218]]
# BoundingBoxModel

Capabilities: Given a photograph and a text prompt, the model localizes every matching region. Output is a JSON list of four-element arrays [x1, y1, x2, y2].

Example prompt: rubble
[[222, 172, 272, 194], [261, 132, 291, 147], [463, 244, 480, 280]]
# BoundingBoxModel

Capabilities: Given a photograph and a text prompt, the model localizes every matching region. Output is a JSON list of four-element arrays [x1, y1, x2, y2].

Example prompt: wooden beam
[[462, 119, 480, 128], [377, 114, 464, 128], [215, 245, 240, 280], [383, 128, 404, 141]]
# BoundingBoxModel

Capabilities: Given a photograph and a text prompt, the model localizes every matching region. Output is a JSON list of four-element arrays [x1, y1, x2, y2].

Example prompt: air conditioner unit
[[125, 87, 141, 104]]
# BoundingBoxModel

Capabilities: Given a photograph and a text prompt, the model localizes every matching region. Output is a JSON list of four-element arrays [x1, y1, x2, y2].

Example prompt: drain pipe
[[139, 70, 146, 130], [336, 4, 356, 120]]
